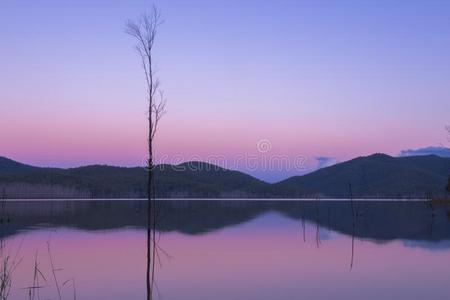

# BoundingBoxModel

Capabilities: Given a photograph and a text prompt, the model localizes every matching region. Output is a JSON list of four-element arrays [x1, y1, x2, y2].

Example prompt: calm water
[[2, 200, 450, 300]]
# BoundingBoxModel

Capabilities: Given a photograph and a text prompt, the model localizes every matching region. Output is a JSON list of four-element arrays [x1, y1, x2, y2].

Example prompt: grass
[[0, 195, 75, 300], [0, 234, 22, 300]]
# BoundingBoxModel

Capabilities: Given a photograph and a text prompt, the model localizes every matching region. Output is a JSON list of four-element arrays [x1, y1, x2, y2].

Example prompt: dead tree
[[126, 6, 165, 300], [447, 126, 450, 193]]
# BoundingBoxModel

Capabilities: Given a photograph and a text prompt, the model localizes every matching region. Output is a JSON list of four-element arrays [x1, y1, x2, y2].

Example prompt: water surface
[[2, 200, 450, 300]]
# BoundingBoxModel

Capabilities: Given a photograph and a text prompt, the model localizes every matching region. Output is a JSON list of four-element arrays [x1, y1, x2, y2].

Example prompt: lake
[[1, 199, 450, 300]]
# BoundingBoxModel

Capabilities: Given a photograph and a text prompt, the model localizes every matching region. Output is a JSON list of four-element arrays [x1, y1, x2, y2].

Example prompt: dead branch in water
[[47, 242, 62, 300], [348, 182, 356, 271]]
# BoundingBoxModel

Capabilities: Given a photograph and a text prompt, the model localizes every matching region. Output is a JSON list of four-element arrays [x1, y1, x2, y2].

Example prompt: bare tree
[[447, 126, 450, 193], [126, 6, 165, 300]]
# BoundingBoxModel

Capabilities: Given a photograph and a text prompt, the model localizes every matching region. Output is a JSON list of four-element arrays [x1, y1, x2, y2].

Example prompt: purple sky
[[1, 0, 450, 181]]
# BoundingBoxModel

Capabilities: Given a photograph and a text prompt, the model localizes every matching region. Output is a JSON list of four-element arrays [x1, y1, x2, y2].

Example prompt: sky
[[1, 0, 450, 182]]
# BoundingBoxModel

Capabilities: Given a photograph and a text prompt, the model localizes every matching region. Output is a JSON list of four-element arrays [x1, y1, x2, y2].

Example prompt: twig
[[47, 242, 62, 300]]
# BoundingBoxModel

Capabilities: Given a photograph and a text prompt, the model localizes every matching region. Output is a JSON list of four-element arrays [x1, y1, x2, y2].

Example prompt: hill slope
[[0, 154, 449, 199], [0, 157, 40, 175], [274, 154, 450, 198], [0, 159, 268, 198]]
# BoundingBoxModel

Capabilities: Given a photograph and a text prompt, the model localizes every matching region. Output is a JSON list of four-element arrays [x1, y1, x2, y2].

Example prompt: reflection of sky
[[5, 212, 450, 300]]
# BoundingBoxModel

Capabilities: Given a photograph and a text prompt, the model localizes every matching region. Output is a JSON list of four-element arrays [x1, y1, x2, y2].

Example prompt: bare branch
[[125, 7, 165, 142], [151, 90, 166, 140]]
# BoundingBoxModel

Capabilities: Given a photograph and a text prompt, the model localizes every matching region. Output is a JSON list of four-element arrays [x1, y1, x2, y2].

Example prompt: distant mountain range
[[0, 154, 449, 199]]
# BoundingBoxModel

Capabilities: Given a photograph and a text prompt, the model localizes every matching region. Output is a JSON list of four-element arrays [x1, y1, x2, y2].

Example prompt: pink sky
[[1, 0, 450, 181]]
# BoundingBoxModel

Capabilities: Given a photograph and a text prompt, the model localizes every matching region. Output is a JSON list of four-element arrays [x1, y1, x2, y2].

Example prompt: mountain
[[153, 161, 270, 197], [0, 154, 449, 199], [0, 159, 269, 198], [0, 157, 39, 174], [275, 153, 450, 198]]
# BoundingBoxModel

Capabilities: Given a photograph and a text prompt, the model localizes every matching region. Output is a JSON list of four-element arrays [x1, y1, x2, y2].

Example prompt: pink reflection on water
[[5, 214, 450, 300]]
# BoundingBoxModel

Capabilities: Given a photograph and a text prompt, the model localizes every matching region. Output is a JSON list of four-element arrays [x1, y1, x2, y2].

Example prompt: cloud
[[399, 146, 450, 158], [315, 156, 337, 170]]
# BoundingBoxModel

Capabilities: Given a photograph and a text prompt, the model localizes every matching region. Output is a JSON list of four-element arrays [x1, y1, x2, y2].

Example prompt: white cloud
[[399, 146, 450, 158]]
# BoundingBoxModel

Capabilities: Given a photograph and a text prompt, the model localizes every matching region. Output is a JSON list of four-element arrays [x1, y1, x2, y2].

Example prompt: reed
[[0, 195, 21, 300]]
